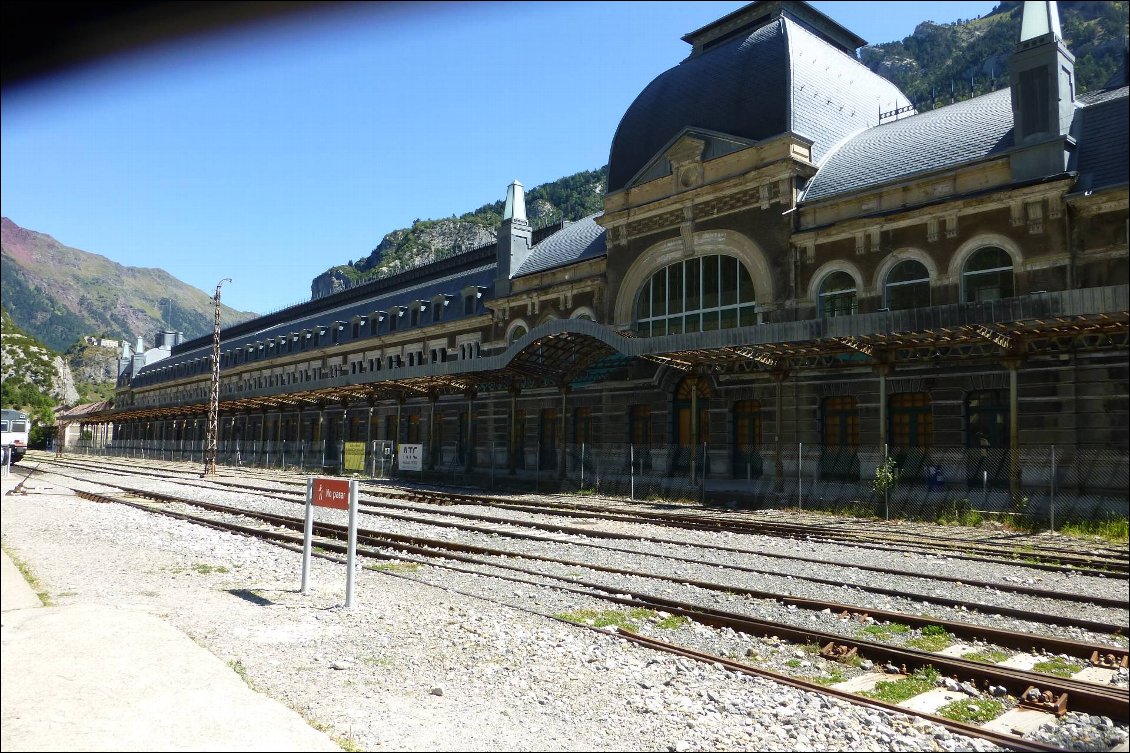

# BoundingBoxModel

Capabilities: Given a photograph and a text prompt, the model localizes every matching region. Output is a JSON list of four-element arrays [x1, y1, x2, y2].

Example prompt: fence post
[[797, 442, 803, 511], [630, 444, 635, 501], [1049, 444, 1056, 533], [701, 442, 706, 504], [581, 442, 585, 489], [884, 443, 890, 521], [536, 439, 540, 494]]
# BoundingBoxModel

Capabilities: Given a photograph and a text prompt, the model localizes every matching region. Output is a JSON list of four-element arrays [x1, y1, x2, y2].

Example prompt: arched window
[[963, 247, 1014, 302], [818, 271, 857, 317], [884, 260, 930, 310], [509, 325, 528, 344], [634, 254, 756, 336]]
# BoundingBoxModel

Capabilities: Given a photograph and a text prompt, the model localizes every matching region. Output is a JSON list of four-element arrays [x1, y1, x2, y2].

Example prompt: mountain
[[312, 2, 1126, 297], [311, 167, 607, 298], [859, 1, 1128, 108], [1, 217, 258, 354], [1, 306, 77, 424]]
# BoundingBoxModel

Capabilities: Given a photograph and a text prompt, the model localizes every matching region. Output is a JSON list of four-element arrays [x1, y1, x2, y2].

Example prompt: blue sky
[[1, 1, 998, 316]]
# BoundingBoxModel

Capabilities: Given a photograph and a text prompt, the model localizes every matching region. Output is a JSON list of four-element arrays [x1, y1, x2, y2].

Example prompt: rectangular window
[[629, 404, 651, 448], [574, 407, 593, 445], [407, 414, 422, 444]]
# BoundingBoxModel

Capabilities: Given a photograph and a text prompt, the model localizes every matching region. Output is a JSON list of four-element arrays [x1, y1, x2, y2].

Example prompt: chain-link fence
[[78, 438, 1127, 528]]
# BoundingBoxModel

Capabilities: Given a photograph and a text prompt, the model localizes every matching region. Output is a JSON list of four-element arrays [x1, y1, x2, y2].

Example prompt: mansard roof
[[1071, 85, 1129, 194], [606, 9, 908, 192], [801, 89, 1017, 204], [514, 213, 606, 278]]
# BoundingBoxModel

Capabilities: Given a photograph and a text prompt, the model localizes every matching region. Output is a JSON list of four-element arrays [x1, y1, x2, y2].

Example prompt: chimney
[[495, 180, 532, 296]]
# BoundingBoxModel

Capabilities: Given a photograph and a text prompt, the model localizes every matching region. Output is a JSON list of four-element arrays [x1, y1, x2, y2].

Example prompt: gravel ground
[[38, 464, 1128, 647], [7, 461, 1129, 752]]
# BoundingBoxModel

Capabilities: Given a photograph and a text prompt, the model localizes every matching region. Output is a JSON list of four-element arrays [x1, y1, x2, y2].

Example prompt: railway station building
[[82, 1, 1128, 517]]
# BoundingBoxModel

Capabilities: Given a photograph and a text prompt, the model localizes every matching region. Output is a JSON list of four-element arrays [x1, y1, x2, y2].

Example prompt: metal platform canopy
[[90, 286, 1128, 424]]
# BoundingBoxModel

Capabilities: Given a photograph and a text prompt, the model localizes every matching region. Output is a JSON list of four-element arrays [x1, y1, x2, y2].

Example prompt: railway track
[[36, 459, 1129, 630], [35, 453, 1129, 577], [26, 463, 1120, 737]]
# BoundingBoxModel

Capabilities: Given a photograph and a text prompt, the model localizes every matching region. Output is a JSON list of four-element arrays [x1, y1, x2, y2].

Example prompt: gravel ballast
[[1, 476, 1016, 753]]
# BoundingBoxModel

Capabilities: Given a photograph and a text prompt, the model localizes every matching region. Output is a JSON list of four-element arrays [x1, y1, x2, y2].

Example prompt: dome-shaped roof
[[607, 12, 910, 193]]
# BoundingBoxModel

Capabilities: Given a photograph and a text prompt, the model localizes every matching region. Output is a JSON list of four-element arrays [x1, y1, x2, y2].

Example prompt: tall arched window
[[635, 254, 756, 336], [818, 271, 857, 317], [963, 247, 1014, 302], [884, 260, 930, 310]]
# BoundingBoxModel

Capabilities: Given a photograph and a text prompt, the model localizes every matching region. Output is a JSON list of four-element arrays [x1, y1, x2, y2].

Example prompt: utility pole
[[203, 278, 231, 476]]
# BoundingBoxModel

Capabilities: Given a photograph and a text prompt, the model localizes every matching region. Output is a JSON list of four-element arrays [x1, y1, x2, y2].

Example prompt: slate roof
[[1071, 85, 1129, 193], [801, 88, 1016, 204], [515, 214, 606, 278], [606, 12, 908, 192], [139, 262, 497, 376]]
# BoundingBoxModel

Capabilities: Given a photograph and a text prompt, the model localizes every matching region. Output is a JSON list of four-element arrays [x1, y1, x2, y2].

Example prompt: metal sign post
[[301, 476, 358, 608], [345, 478, 358, 608]]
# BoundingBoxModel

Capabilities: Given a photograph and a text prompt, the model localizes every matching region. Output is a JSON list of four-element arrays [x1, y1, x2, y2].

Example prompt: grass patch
[[938, 499, 985, 528], [937, 698, 1005, 723], [1, 539, 52, 606], [367, 561, 422, 573], [861, 666, 940, 704], [906, 625, 954, 652], [554, 607, 661, 633], [812, 670, 846, 686], [785, 658, 802, 668], [860, 622, 912, 639], [1059, 518, 1129, 544], [964, 648, 1009, 664], [1033, 656, 1083, 678], [192, 563, 230, 575], [655, 614, 689, 630]]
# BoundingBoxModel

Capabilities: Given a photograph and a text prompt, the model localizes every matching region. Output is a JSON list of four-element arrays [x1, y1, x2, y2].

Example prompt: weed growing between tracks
[[1033, 656, 1085, 677], [554, 607, 688, 633], [859, 622, 912, 640], [937, 698, 1006, 723], [906, 625, 955, 652], [860, 666, 940, 704], [964, 648, 1010, 663], [368, 561, 422, 573]]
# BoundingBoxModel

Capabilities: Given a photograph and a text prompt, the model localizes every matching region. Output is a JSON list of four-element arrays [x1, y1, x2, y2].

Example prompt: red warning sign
[[313, 478, 350, 510]]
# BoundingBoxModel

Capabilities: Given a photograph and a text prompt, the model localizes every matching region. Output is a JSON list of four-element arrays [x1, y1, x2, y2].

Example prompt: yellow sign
[[344, 442, 366, 471]]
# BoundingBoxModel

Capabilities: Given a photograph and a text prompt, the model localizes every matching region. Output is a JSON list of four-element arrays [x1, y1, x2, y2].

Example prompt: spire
[[1019, 0, 1063, 44], [503, 180, 526, 222], [495, 180, 532, 295]]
